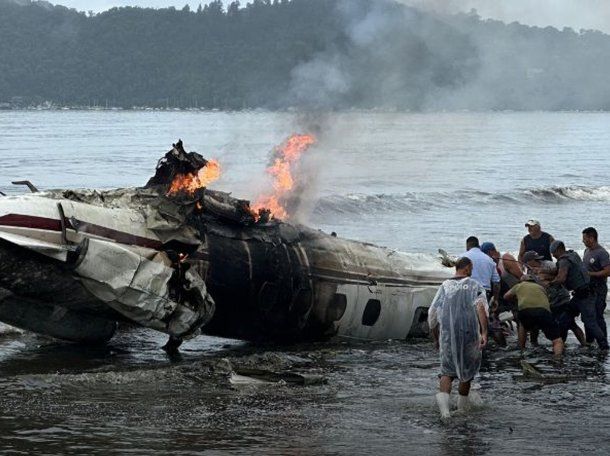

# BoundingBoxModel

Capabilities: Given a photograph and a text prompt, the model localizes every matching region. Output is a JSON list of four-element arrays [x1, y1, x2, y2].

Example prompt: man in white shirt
[[462, 236, 500, 308]]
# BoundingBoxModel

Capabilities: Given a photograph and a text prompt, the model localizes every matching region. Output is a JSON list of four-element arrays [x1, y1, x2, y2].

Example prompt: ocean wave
[[313, 186, 610, 215], [523, 186, 610, 202]]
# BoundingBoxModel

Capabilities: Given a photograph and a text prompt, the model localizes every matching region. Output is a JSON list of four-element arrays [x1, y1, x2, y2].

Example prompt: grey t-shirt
[[584, 245, 610, 288]]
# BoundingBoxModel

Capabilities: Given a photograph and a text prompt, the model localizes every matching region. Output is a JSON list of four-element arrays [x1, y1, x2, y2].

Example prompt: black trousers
[[570, 290, 608, 350], [590, 283, 608, 341]]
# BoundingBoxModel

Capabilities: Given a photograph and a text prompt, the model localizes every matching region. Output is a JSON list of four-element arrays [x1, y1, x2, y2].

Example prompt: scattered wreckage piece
[[213, 353, 327, 386], [514, 360, 586, 384], [229, 368, 327, 386], [12, 180, 39, 193], [0, 141, 450, 346], [438, 249, 457, 268]]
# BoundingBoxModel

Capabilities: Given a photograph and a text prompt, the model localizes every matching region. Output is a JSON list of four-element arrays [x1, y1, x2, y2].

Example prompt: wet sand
[[0, 322, 608, 455]]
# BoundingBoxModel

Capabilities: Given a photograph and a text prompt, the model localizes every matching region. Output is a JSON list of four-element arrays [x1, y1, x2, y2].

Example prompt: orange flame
[[252, 195, 288, 220], [167, 160, 221, 196], [251, 134, 316, 220]]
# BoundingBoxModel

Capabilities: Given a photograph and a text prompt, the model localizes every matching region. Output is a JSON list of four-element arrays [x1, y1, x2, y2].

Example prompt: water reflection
[[0, 325, 608, 455]]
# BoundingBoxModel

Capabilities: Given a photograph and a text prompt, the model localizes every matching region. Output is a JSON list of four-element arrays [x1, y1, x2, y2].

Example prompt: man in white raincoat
[[428, 256, 489, 419]]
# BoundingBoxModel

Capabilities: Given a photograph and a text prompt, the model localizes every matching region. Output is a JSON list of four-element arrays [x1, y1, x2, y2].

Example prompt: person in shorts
[[503, 275, 564, 356]]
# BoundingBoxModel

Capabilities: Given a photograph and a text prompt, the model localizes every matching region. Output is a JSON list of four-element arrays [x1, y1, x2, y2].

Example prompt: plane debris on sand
[[0, 141, 450, 348]]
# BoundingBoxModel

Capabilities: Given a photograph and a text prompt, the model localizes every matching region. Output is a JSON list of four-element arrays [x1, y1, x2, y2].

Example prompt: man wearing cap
[[522, 250, 586, 346], [582, 227, 610, 340], [462, 237, 500, 307], [550, 240, 608, 350], [428, 257, 488, 419], [518, 220, 555, 263], [482, 242, 522, 288]]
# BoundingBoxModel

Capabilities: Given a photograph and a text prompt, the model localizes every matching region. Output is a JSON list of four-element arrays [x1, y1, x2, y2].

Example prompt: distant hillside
[[1, 0, 609, 110]]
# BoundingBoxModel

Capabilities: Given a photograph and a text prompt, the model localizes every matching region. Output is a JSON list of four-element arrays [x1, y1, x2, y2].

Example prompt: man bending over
[[503, 275, 564, 356]]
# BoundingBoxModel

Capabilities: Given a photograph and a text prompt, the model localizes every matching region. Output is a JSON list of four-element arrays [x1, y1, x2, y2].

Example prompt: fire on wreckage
[[0, 140, 450, 346]]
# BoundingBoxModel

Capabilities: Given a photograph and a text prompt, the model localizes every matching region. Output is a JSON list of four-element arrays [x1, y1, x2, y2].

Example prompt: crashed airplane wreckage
[[0, 141, 450, 346]]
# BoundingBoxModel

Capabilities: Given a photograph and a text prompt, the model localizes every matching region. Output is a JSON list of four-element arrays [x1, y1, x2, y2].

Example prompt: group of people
[[427, 220, 610, 419]]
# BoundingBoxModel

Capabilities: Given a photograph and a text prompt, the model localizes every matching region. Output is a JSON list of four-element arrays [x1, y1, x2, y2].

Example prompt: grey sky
[[400, 0, 610, 33], [54, 0, 610, 33]]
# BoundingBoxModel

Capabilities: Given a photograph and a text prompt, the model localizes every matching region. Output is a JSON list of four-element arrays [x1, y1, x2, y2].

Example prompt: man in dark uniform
[[522, 250, 586, 346], [582, 227, 610, 340], [550, 240, 608, 351], [518, 220, 555, 262]]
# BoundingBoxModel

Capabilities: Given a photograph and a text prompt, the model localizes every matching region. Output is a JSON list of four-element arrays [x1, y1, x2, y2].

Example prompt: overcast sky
[[53, 0, 610, 33]]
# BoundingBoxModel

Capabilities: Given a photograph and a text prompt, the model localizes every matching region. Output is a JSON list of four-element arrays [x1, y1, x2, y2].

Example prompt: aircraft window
[[326, 293, 347, 321], [362, 299, 381, 326], [407, 307, 429, 339]]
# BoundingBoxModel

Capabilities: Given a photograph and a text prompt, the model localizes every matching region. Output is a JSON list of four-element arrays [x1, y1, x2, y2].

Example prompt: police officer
[[550, 240, 608, 351], [582, 227, 610, 340]]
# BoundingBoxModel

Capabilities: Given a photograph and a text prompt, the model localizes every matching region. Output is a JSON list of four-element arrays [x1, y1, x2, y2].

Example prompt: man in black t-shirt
[[518, 220, 555, 262]]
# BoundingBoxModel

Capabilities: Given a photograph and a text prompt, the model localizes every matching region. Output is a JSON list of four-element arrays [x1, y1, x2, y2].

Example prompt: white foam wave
[[0, 323, 23, 335], [524, 186, 610, 202], [313, 186, 610, 216]]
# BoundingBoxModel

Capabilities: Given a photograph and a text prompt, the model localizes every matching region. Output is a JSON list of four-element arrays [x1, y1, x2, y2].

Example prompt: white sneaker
[[435, 392, 451, 419]]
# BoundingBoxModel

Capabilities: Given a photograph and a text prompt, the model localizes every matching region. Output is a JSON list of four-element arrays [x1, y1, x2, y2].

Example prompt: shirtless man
[[481, 242, 522, 310], [481, 242, 522, 345]]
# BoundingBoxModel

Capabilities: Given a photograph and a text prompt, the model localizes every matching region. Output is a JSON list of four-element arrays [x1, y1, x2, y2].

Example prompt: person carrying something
[[518, 220, 555, 262], [481, 242, 521, 313], [550, 240, 609, 351], [428, 257, 488, 419], [503, 274, 564, 356], [582, 227, 610, 341], [522, 250, 586, 346], [463, 237, 500, 308]]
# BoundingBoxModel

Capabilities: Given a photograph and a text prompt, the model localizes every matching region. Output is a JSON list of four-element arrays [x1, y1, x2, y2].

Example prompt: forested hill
[[1, 0, 610, 110]]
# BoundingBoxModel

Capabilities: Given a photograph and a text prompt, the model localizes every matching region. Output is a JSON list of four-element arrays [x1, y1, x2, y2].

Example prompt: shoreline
[[2, 106, 610, 114]]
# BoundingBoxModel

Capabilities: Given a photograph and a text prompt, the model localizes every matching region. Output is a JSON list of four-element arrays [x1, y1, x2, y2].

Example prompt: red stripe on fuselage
[[0, 214, 62, 231], [0, 214, 164, 250]]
